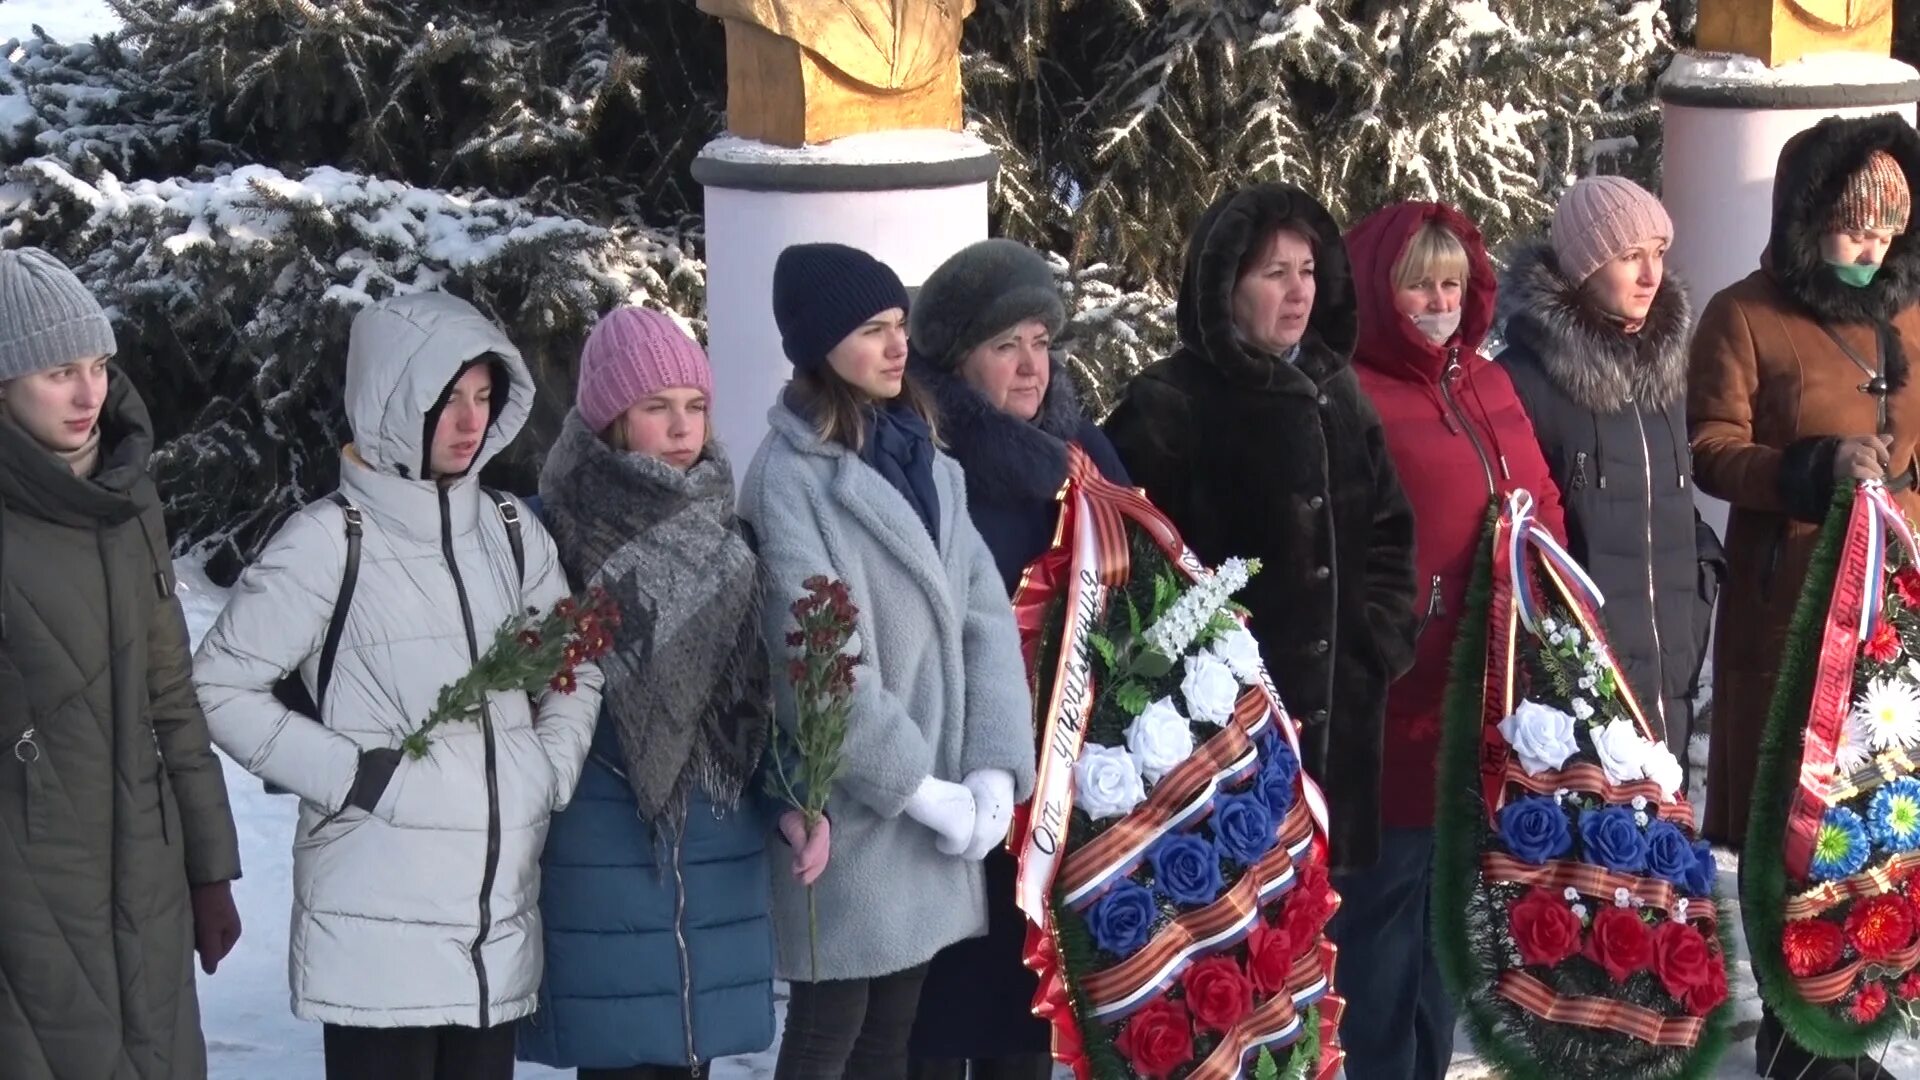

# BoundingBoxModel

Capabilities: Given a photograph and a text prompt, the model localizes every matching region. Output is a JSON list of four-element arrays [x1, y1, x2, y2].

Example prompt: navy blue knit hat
[[771, 243, 911, 373]]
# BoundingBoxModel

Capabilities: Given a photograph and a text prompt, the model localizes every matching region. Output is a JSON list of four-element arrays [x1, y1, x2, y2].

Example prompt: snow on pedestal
[[693, 130, 998, 460]]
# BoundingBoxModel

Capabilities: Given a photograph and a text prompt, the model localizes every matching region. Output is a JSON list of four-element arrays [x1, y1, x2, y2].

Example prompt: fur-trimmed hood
[[1766, 112, 1920, 324], [1175, 183, 1357, 389], [1497, 242, 1693, 413], [914, 351, 1085, 505]]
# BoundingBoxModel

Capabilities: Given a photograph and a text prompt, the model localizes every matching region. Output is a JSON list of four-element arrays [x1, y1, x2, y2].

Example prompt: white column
[[693, 131, 1000, 463]]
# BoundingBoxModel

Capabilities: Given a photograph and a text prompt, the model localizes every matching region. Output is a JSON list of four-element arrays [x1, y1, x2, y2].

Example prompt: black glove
[[345, 748, 403, 813]]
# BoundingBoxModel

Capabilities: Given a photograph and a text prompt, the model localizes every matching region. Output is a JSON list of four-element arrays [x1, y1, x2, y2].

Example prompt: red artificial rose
[[1783, 918, 1847, 977], [1865, 620, 1903, 664], [1901, 973, 1920, 1001], [1846, 895, 1918, 961], [1651, 920, 1715, 1001], [1114, 997, 1195, 1079], [1852, 982, 1891, 1023], [1509, 888, 1583, 968], [1896, 567, 1920, 610], [1584, 906, 1654, 983], [1278, 860, 1338, 953], [1181, 956, 1256, 1034], [1246, 920, 1295, 996], [1684, 955, 1730, 1017]]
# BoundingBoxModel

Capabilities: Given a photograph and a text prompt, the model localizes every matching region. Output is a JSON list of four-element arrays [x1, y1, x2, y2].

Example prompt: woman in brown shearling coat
[[1689, 113, 1920, 860]]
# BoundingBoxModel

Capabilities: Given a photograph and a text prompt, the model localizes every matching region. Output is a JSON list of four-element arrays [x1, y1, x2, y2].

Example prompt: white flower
[[1073, 744, 1147, 821], [1555, 787, 1572, 803], [1549, 630, 1567, 647], [1848, 676, 1920, 756], [1571, 903, 1589, 920], [1642, 743, 1685, 800], [1563, 887, 1580, 902], [1208, 625, 1265, 684], [1541, 617, 1561, 635], [1125, 698, 1195, 784], [1592, 717, 1652, 787], [1578, 675, 1596, 692], [1143, 558, 1259, 660], [1631, 795, 1648, 811], [1631, 896, 1646, 909], [1614, 887, 1631, 908], [1635, 811, 1650, 827], [1572, 698, 1596, 722], [1673, 898, 1691, 922], [1834, 722, 1873, 777], [1565, 625, 1584, 647], [1497, 700, 1581, 776], [1181, 653, 1241, 727]]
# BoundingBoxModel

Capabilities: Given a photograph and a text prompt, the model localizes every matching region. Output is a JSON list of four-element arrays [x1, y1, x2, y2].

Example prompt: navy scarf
[[862, 402, 941, 540]]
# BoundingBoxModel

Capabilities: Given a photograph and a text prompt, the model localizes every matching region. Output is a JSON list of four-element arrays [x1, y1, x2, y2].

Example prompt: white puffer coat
[[193, 293, 602, 1029]]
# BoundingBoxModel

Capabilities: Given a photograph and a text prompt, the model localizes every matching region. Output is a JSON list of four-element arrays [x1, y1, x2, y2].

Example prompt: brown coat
[[1688, 113, 1920, 845]]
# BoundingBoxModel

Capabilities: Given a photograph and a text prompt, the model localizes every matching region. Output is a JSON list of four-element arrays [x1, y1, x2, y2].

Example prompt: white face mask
[[1410, 309, 1462, 344]]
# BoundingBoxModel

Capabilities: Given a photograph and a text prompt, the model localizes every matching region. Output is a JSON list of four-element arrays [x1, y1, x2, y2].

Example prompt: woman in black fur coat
[[902, 239, 1127, 1079]]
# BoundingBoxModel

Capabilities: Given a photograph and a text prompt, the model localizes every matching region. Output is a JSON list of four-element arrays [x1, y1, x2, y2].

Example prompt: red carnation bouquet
[[399, 587, 618, 759]]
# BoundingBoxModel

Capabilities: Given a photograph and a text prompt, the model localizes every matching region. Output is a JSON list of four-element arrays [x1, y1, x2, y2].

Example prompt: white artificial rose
[[1126, 698, 1195, 784], [1073, 744, 1147, 820], [1642, 742, 1684, 800], [1592, 717, 1652, 787], [1181, 653, 1241, 726], [1209, 625, 1265, 684], [1496, 700, 1581, 776]]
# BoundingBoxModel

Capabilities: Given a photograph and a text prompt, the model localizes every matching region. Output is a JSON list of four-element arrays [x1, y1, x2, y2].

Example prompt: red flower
[[516, 629, 542, 649], [1846, 895, 1917, 961], [1783, 918, 1847, 977], [1899, 973, 1920, 1001], [1180, 956, 1255, 1034], [1246, 920, 1295, 995], [1509, 888, 1583, 968], [1651, 920, 1716, 1001], [1684, 956, 1729, 1017], [787, 660, 808, 685], [1113, 996, 1194, 1078], [1895, 567, 1920, 610], [555, 597, 578, 619], [549, 670, 577, 694], [1278, 860, 1338, 950], [1584, 906, 1654, 983], [562, 642, 583, 667], [1853, 982, 1891, 1023], [785, 631, 805, 648], [1865, 620, 1903, 664]]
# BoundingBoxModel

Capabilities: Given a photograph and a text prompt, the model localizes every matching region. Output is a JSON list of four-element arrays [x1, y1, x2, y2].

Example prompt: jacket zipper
[[1630, 405, 1668, 729], [1414, 574, 1444, 640], [150, 725, 170, 845], [441, 486, 502, 1030], [669, 820, 700, 1074], [15, 726, 44, 843], [1441, 350, 1496, 496]]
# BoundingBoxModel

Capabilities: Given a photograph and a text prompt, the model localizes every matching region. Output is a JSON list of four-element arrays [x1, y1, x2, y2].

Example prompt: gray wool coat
[[738, 401, 1037, 982]]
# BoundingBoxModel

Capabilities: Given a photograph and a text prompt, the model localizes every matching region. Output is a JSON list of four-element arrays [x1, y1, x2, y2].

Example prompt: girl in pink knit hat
[[522, 306, 830, 1078]]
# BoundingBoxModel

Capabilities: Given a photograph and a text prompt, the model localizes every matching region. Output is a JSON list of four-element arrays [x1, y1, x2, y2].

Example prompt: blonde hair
[[787, 368, 941, 454], [1393, 223, 1471, 291]]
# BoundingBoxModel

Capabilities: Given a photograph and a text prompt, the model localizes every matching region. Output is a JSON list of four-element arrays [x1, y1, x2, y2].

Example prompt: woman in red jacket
[[1342, 201, 1566, 1080]]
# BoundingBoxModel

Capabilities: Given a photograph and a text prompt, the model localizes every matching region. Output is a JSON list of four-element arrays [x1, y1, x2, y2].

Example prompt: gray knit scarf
[[537, 411, 770, 824]]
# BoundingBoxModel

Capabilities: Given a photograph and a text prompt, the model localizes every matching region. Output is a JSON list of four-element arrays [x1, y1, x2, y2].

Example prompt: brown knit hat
[[1826, 149, 1911, 234]]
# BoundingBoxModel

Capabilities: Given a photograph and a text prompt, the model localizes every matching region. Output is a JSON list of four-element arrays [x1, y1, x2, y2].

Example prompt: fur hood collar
[[914, 351, 1084, 504], [1766, 113, 1920, 324], [1175, 183, 1357, 391], [1497, 242, 1693, 413]]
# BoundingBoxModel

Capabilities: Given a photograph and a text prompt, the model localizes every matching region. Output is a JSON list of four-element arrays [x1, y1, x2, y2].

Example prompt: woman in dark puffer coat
[[902, 239, 1128, 1080]]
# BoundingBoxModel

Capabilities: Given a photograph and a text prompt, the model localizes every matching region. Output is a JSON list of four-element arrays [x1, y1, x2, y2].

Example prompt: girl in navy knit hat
[[741, 243, 1038, 1080]]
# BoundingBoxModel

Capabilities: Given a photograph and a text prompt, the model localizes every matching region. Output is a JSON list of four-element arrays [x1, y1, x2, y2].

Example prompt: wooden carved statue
[[1696, 0, 1893, 67], [697, 0, 977, 147]]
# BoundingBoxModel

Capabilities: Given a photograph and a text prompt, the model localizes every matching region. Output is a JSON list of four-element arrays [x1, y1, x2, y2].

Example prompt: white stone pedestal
[[692, 130, 1000, 460]]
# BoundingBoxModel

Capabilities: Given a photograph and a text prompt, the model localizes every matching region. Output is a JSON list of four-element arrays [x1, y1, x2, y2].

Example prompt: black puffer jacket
[[1103, 183, 1420, 873], [1497, 244, 1725, 741]]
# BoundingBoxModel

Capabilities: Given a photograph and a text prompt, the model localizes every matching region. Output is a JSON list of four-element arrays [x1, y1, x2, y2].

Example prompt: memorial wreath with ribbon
[[1434, 490, 1732, 1080], [1744, 480, 1920, 1056], [1009, 447, 1342, 1080]]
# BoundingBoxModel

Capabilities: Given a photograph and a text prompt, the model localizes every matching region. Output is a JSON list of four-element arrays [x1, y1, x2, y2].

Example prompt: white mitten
[[903, 775, 977, 856], [960, 769, 1016, 861]]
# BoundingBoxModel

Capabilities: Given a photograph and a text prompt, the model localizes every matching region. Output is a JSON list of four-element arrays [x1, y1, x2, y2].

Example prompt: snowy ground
[[2, 0, 117, 43]]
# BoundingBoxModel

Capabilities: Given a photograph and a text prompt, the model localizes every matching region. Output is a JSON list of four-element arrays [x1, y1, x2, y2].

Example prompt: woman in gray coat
[[741, 243, 1037, 1080]]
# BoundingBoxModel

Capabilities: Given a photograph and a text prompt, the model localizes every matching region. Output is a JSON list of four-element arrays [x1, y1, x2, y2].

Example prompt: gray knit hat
[[910, 239, 1066, 371], [0, 248, 116, 381]]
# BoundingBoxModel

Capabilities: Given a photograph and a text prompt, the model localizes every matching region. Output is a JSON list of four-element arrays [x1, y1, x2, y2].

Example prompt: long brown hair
[[787, 367, 942, 454]]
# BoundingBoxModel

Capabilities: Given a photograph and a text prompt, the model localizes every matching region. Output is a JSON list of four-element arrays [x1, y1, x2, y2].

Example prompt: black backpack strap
[[314, 492, 362, 713], [483, 487, 525, 587]]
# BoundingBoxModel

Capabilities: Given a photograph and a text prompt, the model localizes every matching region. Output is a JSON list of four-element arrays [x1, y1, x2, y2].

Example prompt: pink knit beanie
[[576, 307, 713, 434], [1550, 175, 1674, 285]]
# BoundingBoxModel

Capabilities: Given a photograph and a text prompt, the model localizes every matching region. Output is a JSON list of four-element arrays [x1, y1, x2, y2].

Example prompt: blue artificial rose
[[1084, 879, 1159, 958], [1685, 839, 1717, 897], [1578, 806, 1650, 875], [1256, 734, 1300, 818], [1497, 795, 1574, 865], [1213, 791, 1277, 866], [1644, 819, 1695, 890], [1149, 832, 1226, 907]]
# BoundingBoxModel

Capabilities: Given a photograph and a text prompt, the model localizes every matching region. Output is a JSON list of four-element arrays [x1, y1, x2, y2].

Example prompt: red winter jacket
[[1347, 202, 1566, 828]]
